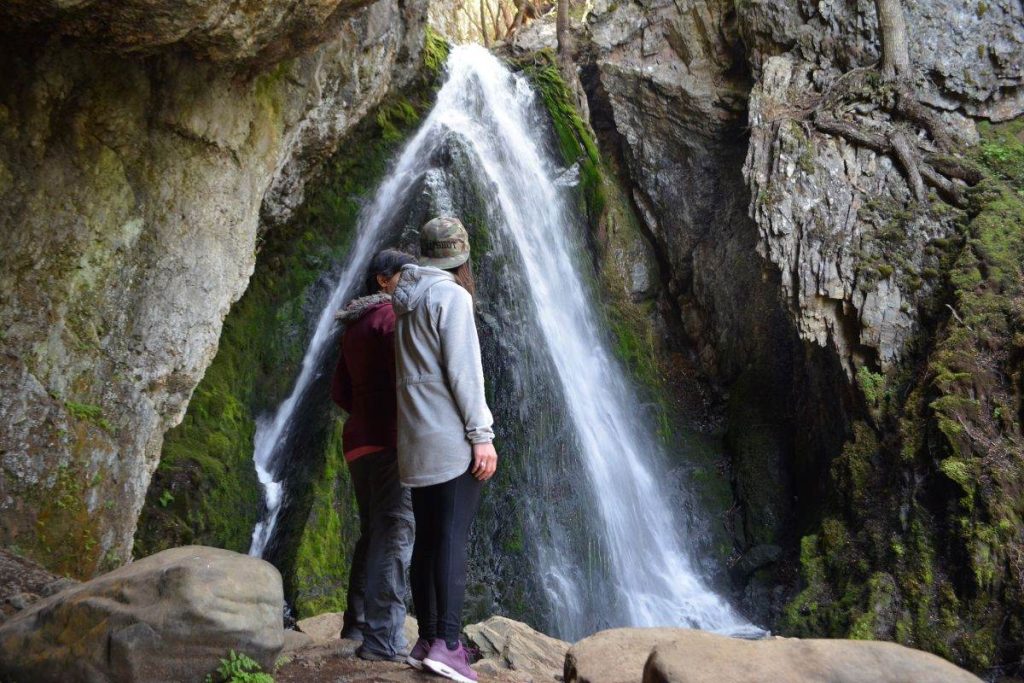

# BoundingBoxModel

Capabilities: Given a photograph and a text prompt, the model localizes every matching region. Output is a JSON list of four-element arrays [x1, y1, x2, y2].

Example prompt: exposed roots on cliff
[[808, 70, 982, 208]]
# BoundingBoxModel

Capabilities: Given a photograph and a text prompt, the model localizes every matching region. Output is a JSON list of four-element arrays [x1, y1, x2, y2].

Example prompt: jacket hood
[[392, 265, 455, 316], [336, 292, 391, 323]]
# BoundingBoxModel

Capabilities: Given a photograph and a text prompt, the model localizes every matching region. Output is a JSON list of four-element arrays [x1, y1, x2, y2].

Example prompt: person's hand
[[471, 442, 498, 481]]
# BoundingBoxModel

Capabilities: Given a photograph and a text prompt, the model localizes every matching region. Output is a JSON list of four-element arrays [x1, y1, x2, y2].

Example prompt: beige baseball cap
[[419, 216, 471, 269]]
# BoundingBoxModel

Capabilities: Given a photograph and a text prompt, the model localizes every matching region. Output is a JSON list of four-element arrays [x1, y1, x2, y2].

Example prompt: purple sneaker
[[406, 637, 431, 670], [423, 639, 478, 683]]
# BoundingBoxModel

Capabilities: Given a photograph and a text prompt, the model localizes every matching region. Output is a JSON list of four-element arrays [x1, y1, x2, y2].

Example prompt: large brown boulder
[[643, 631, 984, 683], [0, 546, 284, 683], [566, 628, 983, 683], [466, 616, 569, 682], [564, 629, 693, 683]]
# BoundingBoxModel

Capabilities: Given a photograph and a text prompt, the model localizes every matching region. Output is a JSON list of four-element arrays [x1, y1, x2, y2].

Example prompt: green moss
[[830, 422, 877, 510], [855, 365, 887, 418], [291, 419, 360, 617], [29, 462, 102, 577], [514, 50, 604, 221], [797, 143, 817, 175], [423, 26, 451, 77], [781, 534, 830, 635], [849, 573, 897, 640], [65, 401, 113, 433], [938, 457, 973, 489], [376, 99, 420, 143]]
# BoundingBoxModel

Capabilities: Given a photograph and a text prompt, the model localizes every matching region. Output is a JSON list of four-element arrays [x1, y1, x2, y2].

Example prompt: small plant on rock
[[204, 650, 273, 683]]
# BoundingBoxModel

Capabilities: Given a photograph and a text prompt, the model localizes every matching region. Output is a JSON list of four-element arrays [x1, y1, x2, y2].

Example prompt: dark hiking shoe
[[406, 637, 431, 670], [340, 626, 364, 642], [423, 639, 478, 683], [356, 645, 405, 663]]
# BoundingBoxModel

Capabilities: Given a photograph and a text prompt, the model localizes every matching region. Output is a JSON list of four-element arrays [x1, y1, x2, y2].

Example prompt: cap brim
[[419, 253, 470, 270]]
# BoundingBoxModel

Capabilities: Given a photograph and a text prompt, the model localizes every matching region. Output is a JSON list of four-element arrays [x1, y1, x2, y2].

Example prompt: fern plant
[[204, 650, 274, 683]]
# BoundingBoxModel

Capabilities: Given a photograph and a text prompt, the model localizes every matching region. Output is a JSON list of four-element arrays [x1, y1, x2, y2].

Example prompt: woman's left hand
[[471, 443, 498, 481]]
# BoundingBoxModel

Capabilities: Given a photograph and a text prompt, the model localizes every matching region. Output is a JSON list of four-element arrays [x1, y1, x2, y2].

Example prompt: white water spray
[[248, 44, 758, 638]]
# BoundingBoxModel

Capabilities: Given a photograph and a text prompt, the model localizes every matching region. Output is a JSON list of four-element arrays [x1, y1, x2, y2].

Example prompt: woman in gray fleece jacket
[[392, 217, 497, 683]]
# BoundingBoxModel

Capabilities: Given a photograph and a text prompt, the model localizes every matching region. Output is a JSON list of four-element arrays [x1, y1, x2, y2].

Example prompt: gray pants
[[341, 449, 414, 657]]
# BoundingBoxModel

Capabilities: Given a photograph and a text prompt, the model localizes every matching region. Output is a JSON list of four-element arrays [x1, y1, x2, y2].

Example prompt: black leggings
[[410, 465, 483, 644]]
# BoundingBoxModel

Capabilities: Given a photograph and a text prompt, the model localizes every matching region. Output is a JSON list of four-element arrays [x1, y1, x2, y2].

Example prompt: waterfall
[[249, 44, 758, 638]]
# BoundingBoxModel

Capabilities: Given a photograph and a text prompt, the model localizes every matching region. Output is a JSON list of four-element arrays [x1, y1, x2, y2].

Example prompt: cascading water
[[249, 43, 758, 638]]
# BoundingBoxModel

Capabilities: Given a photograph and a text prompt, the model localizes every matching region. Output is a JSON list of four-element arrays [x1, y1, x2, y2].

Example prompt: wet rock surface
[[0, 546, 284, 683]]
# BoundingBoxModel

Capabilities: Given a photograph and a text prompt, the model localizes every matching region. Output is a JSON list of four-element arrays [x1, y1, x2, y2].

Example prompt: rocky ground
[[0, 546, 988, 683]]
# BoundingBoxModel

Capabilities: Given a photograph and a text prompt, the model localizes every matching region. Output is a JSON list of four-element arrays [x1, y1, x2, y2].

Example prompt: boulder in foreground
[[0, 546, 284, 683], [466, 616, 569, 682], [566, 628, 983, 683]]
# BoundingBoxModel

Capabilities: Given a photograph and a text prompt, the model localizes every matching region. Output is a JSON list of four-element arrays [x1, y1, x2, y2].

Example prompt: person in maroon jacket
[[331, 249, 416, 661]]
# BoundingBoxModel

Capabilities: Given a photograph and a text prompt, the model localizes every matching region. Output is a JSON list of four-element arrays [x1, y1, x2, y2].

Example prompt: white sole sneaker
[[423, 657, 476, 683], [406, 655, 424, 670]]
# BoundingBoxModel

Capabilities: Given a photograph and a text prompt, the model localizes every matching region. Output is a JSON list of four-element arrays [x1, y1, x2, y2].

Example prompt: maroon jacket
[[331, 293, 397, 462]]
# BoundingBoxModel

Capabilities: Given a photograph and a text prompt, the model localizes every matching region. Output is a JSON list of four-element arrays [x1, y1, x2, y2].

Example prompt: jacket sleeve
[[438, 287, 495, 444], [331, 340, 353, 413]]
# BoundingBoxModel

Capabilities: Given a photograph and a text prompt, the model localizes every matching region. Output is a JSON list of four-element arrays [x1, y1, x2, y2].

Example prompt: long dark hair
[[365, 249, 415, 293], [445, 260, 475, 297]]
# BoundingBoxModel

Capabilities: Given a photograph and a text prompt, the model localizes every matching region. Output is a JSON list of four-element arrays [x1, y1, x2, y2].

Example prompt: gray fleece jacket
[[391, 265, 495, 487]]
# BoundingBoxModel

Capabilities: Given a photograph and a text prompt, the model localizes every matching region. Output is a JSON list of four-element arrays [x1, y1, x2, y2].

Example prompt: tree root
[[893, 89, 955, 152], [891, 129, 926, 202], [813, 115, 973, 207]]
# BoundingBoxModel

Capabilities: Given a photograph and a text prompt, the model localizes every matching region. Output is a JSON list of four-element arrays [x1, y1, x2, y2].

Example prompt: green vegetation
[[783, 120, 1024, 674], [65, 401, 113, 433], [514, 50, 605, 223], [290, 420, 359, 616], [423, 25, 451, 77], [30, 462, 102, 577], [204, 651, 273, 683]]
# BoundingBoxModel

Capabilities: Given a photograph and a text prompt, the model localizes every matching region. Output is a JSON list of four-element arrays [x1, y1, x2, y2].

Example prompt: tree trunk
[[499, 0, 514, 38], [875, 0, 910, 80], [511, 0, 528, 35], [480, 0, 491, 46], [557, 0, 572, 74]]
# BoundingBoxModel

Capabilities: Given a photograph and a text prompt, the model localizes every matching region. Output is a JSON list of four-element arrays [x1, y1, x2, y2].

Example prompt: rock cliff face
[[535, 0, 1023, 671], [0, 0, 428, 577], [741, 0, 1023, 372], [543, 0, 854, 618]]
